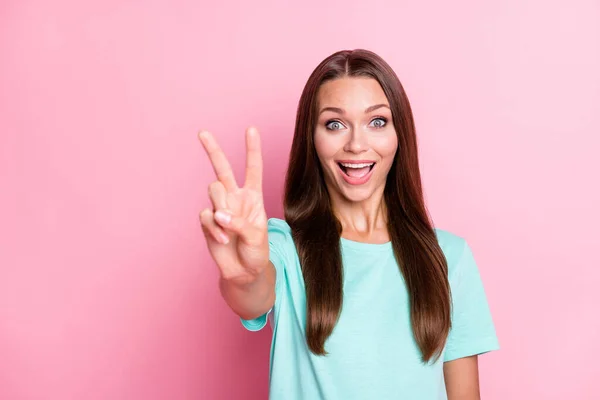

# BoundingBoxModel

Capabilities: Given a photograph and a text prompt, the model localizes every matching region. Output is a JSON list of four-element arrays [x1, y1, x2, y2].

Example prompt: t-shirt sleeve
[[444, 239, 500, 362], [240, 218, 290, 331]]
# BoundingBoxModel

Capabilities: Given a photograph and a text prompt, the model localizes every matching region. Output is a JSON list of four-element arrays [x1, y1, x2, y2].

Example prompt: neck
[[329, 185, 388, 237]]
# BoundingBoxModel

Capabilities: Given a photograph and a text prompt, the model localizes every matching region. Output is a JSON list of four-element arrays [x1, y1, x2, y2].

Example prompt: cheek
[[373, 134, 399, 160], [313, 130, 338, 161]]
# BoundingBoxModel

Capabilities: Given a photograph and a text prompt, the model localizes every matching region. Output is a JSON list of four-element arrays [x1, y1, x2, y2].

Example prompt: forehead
[[317, 77, 389, 110]]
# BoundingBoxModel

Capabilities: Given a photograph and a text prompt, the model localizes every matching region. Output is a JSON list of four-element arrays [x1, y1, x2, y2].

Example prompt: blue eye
[[370, 117, 387, 128], [325, 120, 344, 130]]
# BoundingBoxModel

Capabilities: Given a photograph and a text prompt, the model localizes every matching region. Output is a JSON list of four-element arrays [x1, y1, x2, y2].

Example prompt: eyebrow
[[318, 104, 390, 115]]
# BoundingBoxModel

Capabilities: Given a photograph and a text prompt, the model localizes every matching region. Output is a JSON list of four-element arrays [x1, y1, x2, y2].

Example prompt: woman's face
[[314, 77, 398, 203]]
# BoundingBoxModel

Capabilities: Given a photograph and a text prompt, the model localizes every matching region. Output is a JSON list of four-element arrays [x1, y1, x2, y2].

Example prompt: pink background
[[1, 0, 599, 399]]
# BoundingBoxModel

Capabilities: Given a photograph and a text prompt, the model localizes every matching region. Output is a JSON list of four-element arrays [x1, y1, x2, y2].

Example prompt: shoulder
[[267, 218, 296, 258], [433, 227, 472, 279], [436, 227, 499, 360], [267, 217, 293, 244], [267, 217, 292, 234]]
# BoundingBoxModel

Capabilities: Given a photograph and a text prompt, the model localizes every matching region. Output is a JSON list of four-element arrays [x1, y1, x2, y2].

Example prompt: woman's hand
[[198, 127, 269, 286]]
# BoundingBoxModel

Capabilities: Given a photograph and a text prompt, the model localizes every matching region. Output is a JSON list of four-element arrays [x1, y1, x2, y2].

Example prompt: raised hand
[[198, 127, 269, 286]]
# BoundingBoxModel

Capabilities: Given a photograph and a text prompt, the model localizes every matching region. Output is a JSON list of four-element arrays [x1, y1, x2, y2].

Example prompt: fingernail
[[220, 232, 229, 244], [214, 210, 231, 225], [198, 130, 207, 141]]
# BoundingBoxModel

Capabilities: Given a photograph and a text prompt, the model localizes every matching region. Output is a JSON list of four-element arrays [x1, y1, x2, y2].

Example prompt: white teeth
[[340, 162, 374, 168]]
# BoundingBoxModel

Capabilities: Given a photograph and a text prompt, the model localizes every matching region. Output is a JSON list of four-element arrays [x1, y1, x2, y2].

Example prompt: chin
[[338, 184, 376, 203]]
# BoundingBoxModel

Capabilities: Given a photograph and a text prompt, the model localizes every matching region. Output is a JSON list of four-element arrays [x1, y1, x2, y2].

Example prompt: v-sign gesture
[[198, 127, 270, 287]]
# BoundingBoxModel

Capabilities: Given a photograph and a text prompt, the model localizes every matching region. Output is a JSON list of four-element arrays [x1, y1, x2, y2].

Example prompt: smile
[[336, 161, 376, 185]]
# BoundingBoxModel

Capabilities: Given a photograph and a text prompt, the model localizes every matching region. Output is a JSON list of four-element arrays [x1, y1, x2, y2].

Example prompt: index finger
[[198, 130, 239, 191], [244, 126, 263, 191]]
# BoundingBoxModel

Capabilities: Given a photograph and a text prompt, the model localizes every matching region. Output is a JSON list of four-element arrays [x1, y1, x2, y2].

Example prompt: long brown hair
[[284, 49, 451, 363]]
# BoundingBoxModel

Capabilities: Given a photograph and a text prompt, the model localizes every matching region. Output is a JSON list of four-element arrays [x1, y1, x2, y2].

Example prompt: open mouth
[[337, 162, 375, 179]]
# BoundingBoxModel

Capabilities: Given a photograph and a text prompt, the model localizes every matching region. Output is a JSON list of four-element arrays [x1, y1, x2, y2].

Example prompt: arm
[[443, 355, 481, 400], [442, 239, 500, 398], [219, 260, 276, 320], [199, 127, 275, 322]]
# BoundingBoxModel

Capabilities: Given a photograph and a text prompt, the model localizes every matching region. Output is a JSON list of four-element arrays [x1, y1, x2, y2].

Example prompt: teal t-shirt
[[241, 218, 499, 399]]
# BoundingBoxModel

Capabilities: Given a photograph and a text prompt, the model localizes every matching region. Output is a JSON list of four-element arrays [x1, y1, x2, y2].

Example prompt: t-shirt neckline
[[340, 237, 393, 252]]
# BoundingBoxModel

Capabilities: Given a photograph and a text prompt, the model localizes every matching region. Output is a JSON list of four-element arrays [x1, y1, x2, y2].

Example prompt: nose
[[344, 127, 369, 154]]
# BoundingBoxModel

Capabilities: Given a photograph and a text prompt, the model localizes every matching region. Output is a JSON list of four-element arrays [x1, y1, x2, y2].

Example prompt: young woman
[[199, 49, 499, 399]]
